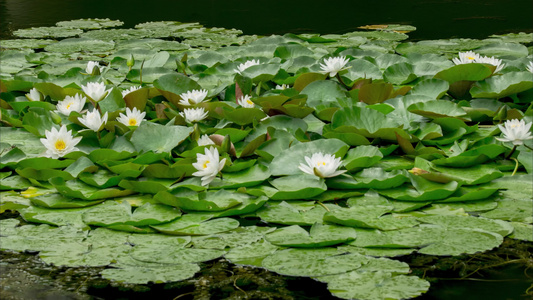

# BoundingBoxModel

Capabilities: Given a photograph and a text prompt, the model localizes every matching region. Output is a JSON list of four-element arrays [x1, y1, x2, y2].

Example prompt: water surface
[[1, 0, 532, 40]]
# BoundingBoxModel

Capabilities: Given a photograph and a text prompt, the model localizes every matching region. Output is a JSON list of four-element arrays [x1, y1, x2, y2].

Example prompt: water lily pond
[[0, 19, 532, 300]]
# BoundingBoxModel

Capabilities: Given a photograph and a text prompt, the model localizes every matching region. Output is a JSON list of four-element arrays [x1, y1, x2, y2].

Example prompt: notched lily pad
[[265, 223, 357, 248]]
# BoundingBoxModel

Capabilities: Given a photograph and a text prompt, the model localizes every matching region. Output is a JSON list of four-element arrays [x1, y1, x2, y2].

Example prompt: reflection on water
[[1, 0, 532, 40]]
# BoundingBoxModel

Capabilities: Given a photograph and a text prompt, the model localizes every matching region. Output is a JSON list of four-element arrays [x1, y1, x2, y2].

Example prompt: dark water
[[1, 0, 532, 40]]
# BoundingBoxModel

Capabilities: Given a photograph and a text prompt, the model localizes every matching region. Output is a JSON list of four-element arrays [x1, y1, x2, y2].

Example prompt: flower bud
[[127, 55, 135, 69]]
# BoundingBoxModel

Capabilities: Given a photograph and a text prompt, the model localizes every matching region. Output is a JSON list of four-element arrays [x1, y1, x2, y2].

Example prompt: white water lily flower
[[192, 147, 226, 186], [475, 55, 505, 73], [526, 61, 533, 73], [117, 107, 146, 127], [299, 152, 346, 178], [236, 95, 254, 108], [452, 51, 480, 65], [78, 109, 108, 132], [81, 82, 111, 102], [121, 86, 141, 98], [86, 61, 103, 74], [40, 125, 82, 159], [179, 89, 209, 106], [275, 84, 289, 90], [319, 56, 350, 77], [234, 59, 260, 74], [26, 88, 42, 101], [56, 94, 86, 116], [496, 119, 533, 146], [180, 107, 208, 123], [197, 134, 215, 146]]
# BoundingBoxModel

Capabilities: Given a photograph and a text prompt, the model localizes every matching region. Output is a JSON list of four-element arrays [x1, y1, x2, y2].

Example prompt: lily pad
[[470, 71, 533, 99], [323, 271, 430, 300], [130, 122, 193, 153], [262, 248, 369, 277], [44, 38, 115, 53], [82, 201, 180, 227], [266, 174, 328, 200], [150, 213, 240, 236], [101, 264, 201, 284], [269, 138, 349, 176], [265, 223, 357, 248]]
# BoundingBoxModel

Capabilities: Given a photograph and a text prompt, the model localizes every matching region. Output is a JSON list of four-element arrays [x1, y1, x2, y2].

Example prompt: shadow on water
[[1, 0, 533, 40]]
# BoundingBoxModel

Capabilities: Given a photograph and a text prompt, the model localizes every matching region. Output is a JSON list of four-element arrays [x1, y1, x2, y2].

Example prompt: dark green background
[[1, 0, 532, 40]]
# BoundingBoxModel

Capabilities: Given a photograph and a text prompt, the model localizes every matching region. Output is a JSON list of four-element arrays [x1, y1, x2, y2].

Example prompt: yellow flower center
[[66, 102, 73, 109], [246, 99, 254, 105], [203, 160, 210, 169], [55, 140, 66, 150], [128, 118, 137, 126], [510, 124, 518, 128], [317, 161, 326, 166], [467, 56, 476, 60]]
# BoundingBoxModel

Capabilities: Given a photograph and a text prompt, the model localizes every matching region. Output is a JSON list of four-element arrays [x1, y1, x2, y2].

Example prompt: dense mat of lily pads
[[1, 19, 533, 300]]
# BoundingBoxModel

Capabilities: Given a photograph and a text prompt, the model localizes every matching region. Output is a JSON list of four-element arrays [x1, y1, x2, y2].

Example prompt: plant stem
[[335, 73, 350, 90], [511, 158, 519, 176], [505, 145, 517, 159]]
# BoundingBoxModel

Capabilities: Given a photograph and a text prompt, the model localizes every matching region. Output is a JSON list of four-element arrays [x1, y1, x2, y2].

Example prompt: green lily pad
[[470, 71, 533, 99], [508, 222, 533, 242], [431, 144, 506, 167], [50, 178, 134, 200], [378, 174, 459, 201], [262, 248, 369, 277], [167, 189, 247, 212], [82, 201, 180, 227], [19, 205, 90, 228], [0, 39, 56, 49], [0, 191, 31, 213], [265, 223, 356, 248], [323, 271, 430, 300], [269, 138, 349, 176], [408, 100, 467, 119], [208, 164, 270, 189], [256, 201, 338, 226], [13, 27, 83, 38], [417, 215, 514, 236], [300, 80, 348, 108], [44, 37, 115, 53], [153, 73, 203, 106], [346, 191, 430, 212], [56, 18, 124, 29], [383, 62, 417, 85], [130, 243, 224, 265], [480, 199, 532, 223], [30, 193, 103, 208], [343, 145, 383, 171], [225, 239, 281, 267], [193, 226, 276, 250], [150, 213, 239, 236], [436, 185, 500, 202], [331, 106, 410, 141], [130, 122, 193, 153], [101, 264, 200, 284], [266, 174, 328, 200], [434, 63, 494, 83], [324, 206, 419, 231], [409, 78, 449, 99]]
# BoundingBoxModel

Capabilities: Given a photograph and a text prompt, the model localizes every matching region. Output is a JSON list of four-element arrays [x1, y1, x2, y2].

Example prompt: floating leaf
[[470, 71, 533, 99], [269, 139, 349, 176], [130, 122, 193, 153], [265, 223, 356, 248], [262, 248, 368, 277], [323, 271, 430, 300]]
